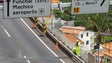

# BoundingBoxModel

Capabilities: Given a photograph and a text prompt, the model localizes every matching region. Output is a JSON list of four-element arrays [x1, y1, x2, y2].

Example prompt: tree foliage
[[103, 36, 112, 43], [74, 5, 112, 43], [60, 0, 72, 2], [53, 8, 73, 21], [53, 9, 61, 18], [74, 5, 112, 33], [53, 5, 112, 33]]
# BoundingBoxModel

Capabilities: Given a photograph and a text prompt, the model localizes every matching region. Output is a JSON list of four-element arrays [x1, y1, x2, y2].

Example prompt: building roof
[[94, 52, 104, 57], [102, 42, 112, 50], [95, 42, 112, 58], [59, 26, 85, 45], [61, 26, 85, 30], [94, 50, 112, 58], [60, 28, 74, 34], [60, 26, 85, 34], [74, 30, 84, 35], [52, 0, 60, 4], [102, 50, 112, 58], [65, 34, 84, 44]]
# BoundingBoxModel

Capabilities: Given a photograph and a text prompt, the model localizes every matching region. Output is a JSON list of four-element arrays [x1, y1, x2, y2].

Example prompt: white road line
[[60, 59, 66, 63], [27, 60, 31, 63], [1, 25, 11, 37], [20, 18, 65, 63], [24, 56, 27, 59], [24, 56, 31, 63]]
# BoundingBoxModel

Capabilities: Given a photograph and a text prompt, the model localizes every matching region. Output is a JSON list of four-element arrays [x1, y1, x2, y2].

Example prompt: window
[[0, 0, 3, 3], [87, 32, 89, 37], [107, 58, 111, 63], [86, 40, 89, 45], [81, 34, 83, 38]]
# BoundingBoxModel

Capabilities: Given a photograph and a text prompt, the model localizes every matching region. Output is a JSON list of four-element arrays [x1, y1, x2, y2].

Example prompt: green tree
[[75, 6, 112, 33], [103, 36, 112, 43], [60, 0, 72, 2], [53, 9, 61, 18], [74, 5, 112, 43], [53, 8, 73, 21]]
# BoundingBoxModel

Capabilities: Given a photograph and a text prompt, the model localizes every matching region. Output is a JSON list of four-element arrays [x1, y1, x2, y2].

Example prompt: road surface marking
[[0, 6, 3, 9], [1, 25, 11, 37], [24, 56, 27, 58], [27, 60, 31, 63], [60, 59, 65, 63], [20, 18, 65, 63], [24, 56, 31, 63]]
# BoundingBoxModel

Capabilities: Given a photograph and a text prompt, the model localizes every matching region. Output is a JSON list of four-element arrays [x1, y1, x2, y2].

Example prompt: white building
[[60, 26, 95, 51], [76, 30, 95, 51]]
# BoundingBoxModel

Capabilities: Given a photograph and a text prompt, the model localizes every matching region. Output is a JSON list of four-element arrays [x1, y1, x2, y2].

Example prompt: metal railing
[[35, 18, 85, 63]]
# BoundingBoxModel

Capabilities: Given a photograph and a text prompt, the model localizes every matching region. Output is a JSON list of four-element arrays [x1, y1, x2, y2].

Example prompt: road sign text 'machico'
[[4, 0, 51, 18]]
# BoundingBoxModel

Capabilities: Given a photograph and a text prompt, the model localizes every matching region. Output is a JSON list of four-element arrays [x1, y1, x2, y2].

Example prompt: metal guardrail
[[44, 26, 85, 63], [29, 18, 85, 63]]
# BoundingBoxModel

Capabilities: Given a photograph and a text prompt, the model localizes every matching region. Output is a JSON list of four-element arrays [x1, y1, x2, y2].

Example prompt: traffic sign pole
[[6, 0, 10, 16]]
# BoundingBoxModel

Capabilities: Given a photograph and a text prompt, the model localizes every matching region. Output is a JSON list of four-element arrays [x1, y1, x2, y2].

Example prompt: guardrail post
[[43, 21, 47, 34]]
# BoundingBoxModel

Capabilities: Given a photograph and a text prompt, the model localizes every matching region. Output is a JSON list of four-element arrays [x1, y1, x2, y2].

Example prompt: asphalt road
[[0, 6, 75, 63], [22, 18, 74, 63], [0, 10, 64, 63]]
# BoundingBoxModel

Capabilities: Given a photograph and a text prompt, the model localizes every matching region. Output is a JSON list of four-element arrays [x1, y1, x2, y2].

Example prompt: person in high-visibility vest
[[72, 47, 76, 55], [75, 45, 81, 56], [72, 42, 81, 56]]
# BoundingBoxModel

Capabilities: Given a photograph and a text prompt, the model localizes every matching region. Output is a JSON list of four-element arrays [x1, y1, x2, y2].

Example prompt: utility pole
[[6, 0, 10, 16], [96, 34, 101, 63], [96, 33, 112, 63], [100, 33, 112, 54]]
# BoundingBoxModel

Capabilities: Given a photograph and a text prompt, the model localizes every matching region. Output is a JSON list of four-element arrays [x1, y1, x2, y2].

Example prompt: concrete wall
[[104, 55, 112, 63], [61, 20, 74, 26], [88, 53, 96, 63]]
